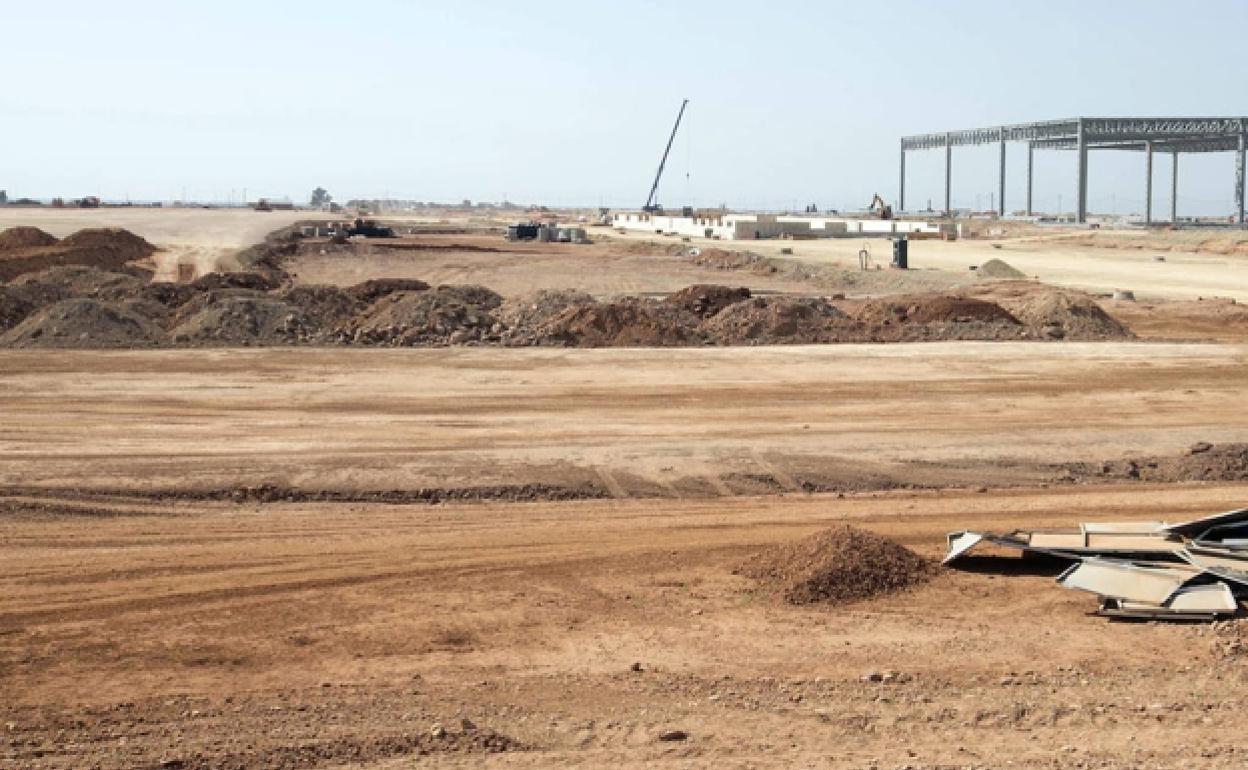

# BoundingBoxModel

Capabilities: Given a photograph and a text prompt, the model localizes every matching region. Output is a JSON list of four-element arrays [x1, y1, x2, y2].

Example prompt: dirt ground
[[604, 227, 1248, 302], [7, 210, 1248, 769], [0, 208, 331, 282]]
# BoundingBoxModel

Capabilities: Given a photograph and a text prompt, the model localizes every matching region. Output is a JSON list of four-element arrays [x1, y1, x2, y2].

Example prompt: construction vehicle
[[642, 99, 689, 214], [868, 193, 893, 220]]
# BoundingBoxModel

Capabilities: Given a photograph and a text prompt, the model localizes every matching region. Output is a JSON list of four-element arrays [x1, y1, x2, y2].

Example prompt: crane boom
[[642, 99, 689, 213]]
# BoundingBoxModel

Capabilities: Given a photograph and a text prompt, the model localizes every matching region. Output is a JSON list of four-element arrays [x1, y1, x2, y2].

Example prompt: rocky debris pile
[[0, 298, 167, 348], [526, 297, 697, 347], [976, 258, 1028, 279], [1009, 291, 1133, 340], [351, 285, 502, 345], [0, 287, 36, 331], [0, 226, 58, 251], [736, 525, 937, 606], [664, 284, 751, 318], [1058, 442, 1248, 484], [497, 289, 596, 331], [280, 285, 360, 327], [171, 296, 317, 345], [345, 278, 431, 306], [701, 296, 850, 345]]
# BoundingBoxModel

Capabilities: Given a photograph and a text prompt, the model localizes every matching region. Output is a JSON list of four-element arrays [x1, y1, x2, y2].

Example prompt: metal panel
[[1056, 559, 1196, 604]]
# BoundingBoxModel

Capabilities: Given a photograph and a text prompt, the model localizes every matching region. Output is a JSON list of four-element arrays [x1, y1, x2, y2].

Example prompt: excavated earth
[[0, 263, 1137, 349]]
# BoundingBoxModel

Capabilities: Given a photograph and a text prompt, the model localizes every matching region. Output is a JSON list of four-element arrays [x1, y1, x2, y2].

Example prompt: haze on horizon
[[4, 0, 1246, 216]]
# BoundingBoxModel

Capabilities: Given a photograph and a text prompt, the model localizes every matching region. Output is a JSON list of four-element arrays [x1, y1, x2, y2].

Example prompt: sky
[[4, 0, 1247, 215]]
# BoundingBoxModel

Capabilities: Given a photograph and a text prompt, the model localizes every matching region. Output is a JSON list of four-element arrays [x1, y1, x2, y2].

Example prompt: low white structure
[[612, 212, 954, 240]]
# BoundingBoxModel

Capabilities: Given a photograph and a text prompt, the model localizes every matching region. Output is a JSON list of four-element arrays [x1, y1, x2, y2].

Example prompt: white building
[[612, 212, 954, 240]]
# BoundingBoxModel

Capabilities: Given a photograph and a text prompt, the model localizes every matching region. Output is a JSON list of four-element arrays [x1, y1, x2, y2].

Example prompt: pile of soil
[[0, 298, 167, 348], [10, 265, 144, 301], [0, 287, 35, 331], [56, 228, 155, 262], [854, 295, 1019, 326], [527, 297, 697, 347], [496, 289, 596, 331], [351, 285, 502, 346], [170, 296, 318, 345], [977, 258, 1028, 280], [190, 272, 281, 292], [665, 284, 751, 318], [1059, 442, 1248, 484], [345, 278, 431, 306], [1010, 291, 1132, 340], [701, 296, 850, 345], [280, 285, 361, 327], [0, 226, 58, 251], [736, 525, 937, 606], [0, 227, 156, 282]]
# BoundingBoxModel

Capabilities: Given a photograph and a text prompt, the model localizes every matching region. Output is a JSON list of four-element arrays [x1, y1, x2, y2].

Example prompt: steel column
[[944, 132, 952, 216], [899, 141, 906, 213], [998, 139, 1007, 216], [1145, 141, 1153, 225], [1171, 152, 1179, 224], [1076, 118, 1088, 223], [1025, 142, 1034, 216], [1237, 132, 1245, 225]]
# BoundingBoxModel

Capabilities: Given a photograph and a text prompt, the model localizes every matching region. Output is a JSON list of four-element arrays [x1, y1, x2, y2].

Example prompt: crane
[[642, 99, 689, 213]]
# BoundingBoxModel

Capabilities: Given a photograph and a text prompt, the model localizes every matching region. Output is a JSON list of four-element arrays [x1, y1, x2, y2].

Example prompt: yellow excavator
[[868, 193, 893, 220]]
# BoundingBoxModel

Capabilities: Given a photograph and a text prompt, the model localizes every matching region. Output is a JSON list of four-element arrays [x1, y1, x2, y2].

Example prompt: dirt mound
[[701, 296, 850, 345], [0, 287, 35, 331], [1010, 291, 1132, 340], [10, 265, 144, 300], [0, 226, 57, 251], [135, 282, 198, 309], [976, 258, 1028, 279], [171, 296, 319, 345], [528, 298, 697, 347], [0, 227, 156, 282], [281, 285, 361, 326], [665, 284, 751, 318], [497, 289, 596, 330], [345, 278, 431, 306], [688, 247, 762, 271], [736, 525, 937, 606], [1060, 442, 1248, 484], [191, 272, 280, 292], [855, 295, 1019, 326], [352, 285, 502, 346], [57, 228, 156, 262], [0, 298, 167, 348]]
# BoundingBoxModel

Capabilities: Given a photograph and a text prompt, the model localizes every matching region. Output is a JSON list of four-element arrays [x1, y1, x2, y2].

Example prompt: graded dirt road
[[2, 342, 1247, 494]]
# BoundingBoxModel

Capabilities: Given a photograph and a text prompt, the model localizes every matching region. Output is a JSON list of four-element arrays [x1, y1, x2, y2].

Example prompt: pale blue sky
[[4, 0, 1246, 215]]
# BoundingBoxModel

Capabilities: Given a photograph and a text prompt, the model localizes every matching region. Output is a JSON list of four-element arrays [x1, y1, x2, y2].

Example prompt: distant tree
[[0, 190, 7, 204], [310, 187, 332, 208]]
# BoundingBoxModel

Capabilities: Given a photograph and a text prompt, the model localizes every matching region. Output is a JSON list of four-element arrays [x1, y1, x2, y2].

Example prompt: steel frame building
[[899, 117, 1248, 224]]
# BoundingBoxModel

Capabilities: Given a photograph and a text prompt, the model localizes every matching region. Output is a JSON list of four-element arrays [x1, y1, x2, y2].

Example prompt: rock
[[630, 662, 643, 673], [430, 724, 446, 738], [863, 671, 885, 683], [1190, 442, 1214, 455], [658, 730, 689, 742]]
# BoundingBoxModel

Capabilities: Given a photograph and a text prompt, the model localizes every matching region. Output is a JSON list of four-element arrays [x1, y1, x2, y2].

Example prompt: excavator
[[868, 193, 894, 220]]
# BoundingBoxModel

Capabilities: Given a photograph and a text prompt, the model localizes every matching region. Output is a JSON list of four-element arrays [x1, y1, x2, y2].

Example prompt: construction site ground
[[7, 213, 1248, 769]]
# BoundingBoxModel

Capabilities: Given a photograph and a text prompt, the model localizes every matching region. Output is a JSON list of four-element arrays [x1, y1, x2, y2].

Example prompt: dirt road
[[2, 342, 1246, 495]]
